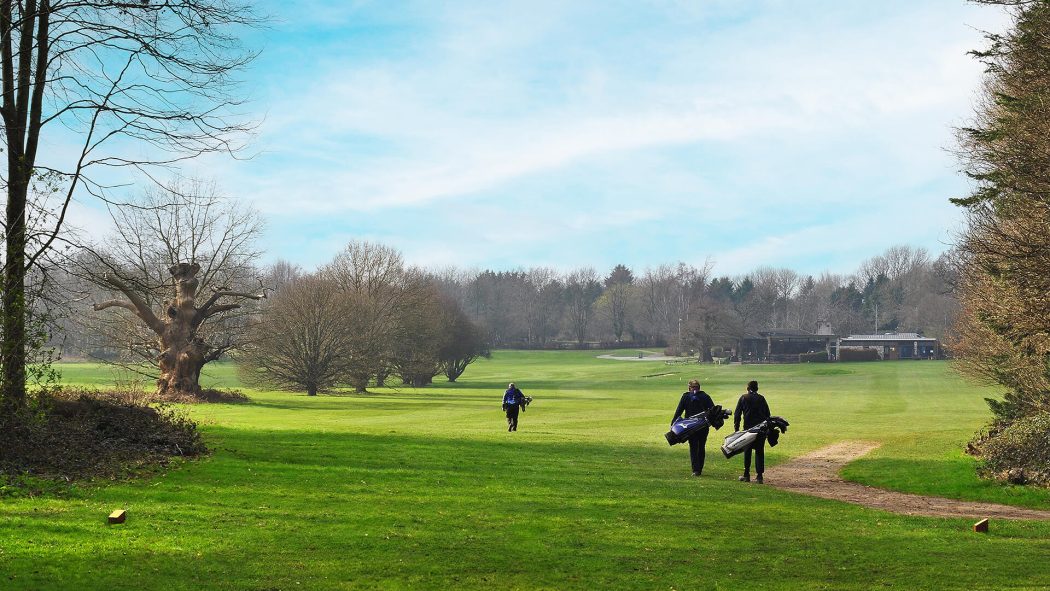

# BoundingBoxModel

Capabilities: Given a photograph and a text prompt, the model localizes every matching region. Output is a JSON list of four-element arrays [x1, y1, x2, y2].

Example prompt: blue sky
[[75, 0, 1010, 277]]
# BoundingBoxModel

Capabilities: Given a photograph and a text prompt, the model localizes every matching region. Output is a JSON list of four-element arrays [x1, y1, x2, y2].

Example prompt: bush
[[97, 375, 249, 405], [968, 413, 1050, 486], [799, 351, 829, 363], [0, 387, 207, 491], [839, 348, 879, 362]]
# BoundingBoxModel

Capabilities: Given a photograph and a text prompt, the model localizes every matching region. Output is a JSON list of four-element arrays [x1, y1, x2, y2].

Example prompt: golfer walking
[[671, 379, 715, 476], [734, 380, 771, 483], [502, 383, 527, 432]]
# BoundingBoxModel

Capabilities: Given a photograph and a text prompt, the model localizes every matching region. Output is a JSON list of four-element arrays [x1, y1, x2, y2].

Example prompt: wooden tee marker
[[973, 518, 989, 533], [108, 510, 127, 524]]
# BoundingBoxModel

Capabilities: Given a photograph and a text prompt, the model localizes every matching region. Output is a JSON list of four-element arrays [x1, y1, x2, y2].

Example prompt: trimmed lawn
[[2, 352, 1048, 590]]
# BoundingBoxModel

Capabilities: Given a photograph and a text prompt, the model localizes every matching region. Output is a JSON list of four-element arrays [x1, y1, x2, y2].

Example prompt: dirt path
[[765, 441, 1050, 520]]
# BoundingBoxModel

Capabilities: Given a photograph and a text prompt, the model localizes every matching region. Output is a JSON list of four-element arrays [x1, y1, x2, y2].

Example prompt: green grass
[[2, 352, 1048, 590]]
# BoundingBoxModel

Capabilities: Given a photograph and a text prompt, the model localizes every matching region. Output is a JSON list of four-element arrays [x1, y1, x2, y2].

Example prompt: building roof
[[741, 329, 834, 340], [839, 333, 938, 342]]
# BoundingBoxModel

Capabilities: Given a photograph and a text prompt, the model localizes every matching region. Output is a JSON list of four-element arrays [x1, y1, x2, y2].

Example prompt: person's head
[[508, 382, 516, 389], [688, 379, 701, 392], [747, 380, 759, 393]]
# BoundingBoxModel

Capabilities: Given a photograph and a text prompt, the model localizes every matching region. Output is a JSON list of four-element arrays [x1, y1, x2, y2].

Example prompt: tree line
[[41, 184, 958, 395], [431, 245, 957, 359], [240, 242, 489, 395]]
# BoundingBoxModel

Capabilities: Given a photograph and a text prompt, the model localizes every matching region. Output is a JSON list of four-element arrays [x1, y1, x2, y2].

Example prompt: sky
[[70, 0, 1012, 277]]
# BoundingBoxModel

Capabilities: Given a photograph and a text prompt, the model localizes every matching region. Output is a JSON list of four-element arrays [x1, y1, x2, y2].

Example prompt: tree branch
[[196, 287, 263, 317], [97, 272, 165, 335], [91, 298, 137, 313]]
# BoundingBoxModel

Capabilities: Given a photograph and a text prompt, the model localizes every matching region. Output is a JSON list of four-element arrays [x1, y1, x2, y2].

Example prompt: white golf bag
[[720, 416, 789, 458]]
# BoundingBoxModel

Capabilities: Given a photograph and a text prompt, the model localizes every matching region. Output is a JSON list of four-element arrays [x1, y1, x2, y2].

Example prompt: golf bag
[[665, 405, 732, 446], [503, 394, 532, 412], [720, 416, 790, 458]]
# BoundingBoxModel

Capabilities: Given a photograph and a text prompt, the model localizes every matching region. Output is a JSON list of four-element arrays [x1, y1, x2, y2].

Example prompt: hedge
[[839, 348, 879, 362]]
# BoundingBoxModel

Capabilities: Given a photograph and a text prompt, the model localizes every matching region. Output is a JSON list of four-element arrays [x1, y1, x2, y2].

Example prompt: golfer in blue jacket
[[502, 383, 527, 432], [672, 379, 715, 476]]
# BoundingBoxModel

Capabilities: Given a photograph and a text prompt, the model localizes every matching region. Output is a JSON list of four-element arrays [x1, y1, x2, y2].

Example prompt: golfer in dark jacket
[[502, 383, 526, 432], [671, 379, 715, 476], [734, 380, 771, 483]]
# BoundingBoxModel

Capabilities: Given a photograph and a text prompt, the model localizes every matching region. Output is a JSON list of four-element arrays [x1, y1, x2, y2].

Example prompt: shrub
[[0, 387, 208, 490], [968, 413, 1050, 486], [799, 351, 829, 363], [839, 348, 879, 362]]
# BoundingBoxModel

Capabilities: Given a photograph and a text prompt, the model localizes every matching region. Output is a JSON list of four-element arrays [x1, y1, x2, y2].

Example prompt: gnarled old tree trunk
[[94, 262, 263, 396]]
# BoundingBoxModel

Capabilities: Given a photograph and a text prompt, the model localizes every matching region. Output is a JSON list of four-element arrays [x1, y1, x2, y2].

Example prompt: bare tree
[[261, 260, 304, 296], [438, 294, 490, 382], [0, 1, 260, 415], [677, 262, 716, 360], [533, 271, 565, 346], [83, 180, 265, 395], [239, 275, 353, 396], [389, 279, 447, 387], [321, 241, 426, 391], [564, 268, 601, 346]]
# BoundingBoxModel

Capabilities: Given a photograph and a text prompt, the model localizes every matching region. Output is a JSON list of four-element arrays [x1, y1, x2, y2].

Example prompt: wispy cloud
[[97, 1, 1011, 275]]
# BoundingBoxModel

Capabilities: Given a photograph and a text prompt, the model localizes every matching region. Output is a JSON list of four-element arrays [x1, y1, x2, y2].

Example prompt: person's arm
[[672, 395, 686, 424], [761, 396, 771, 421], [733, 396, 743, 431]]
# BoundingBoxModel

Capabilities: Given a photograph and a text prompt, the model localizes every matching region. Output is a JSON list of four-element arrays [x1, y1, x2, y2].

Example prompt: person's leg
[[687, 435, 701, 475], [696, 427, 708, 475], [755, 435, 766, 482], [741, 445, 753, 481]]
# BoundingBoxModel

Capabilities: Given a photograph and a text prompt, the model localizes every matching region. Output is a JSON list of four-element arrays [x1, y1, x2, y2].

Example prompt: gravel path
[[764, 441, 1050, 520]]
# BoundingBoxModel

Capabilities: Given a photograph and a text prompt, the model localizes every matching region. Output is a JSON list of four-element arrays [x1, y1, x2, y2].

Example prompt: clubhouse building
[[738, 326, 941, 362]]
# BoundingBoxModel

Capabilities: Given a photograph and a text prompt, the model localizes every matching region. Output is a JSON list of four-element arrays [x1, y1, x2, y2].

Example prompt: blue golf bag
[[665, 405, 731, 446], [720, 416, 790, 458]]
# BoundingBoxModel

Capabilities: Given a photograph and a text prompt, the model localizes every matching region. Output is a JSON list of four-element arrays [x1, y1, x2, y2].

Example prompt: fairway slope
[[768, 441, 1050, 520]]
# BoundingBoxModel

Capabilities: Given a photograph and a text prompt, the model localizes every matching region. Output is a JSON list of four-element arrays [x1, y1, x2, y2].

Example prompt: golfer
[[671, 379, 715, 476], [502, 382, 527, 432], [734, 380, 772, 483]]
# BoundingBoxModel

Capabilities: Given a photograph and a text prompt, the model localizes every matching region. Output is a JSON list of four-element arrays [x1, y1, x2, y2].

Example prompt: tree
[[948, 1, 1050, 485], [85, 180, 264, 395], [676, 263, 716, 361], [564, 268, 601, 346], [388, 279, 446, 388], [0, 1, 259, 416], [603, 264, 634, 342], [855, 245, 933, 333], [438, 296, 490, 382], [321, 241, 428, 391], [953, 0, 1050, 422], [239, 275, 353, 396]]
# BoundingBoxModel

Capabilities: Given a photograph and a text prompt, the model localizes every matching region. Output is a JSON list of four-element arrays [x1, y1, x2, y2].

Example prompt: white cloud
[[46, 1, 1013, 274]]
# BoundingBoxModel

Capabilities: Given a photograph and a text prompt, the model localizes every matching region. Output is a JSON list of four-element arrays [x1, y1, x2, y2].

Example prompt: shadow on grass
[[245, 391, 615, 412]]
